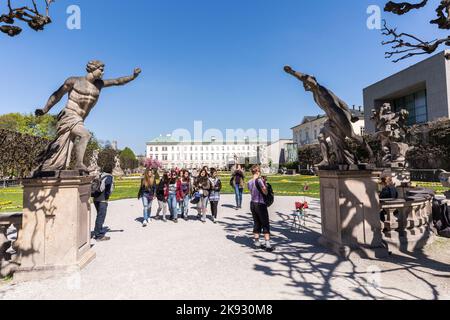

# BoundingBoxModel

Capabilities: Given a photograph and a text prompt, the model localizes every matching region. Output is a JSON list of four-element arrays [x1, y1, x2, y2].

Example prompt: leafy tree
[[0, 112, 57, 139], [382, 0, 450, 62], [298, 145, 322, 169], [119, 147, 139, 170], [98, 147, 118, 173], [83, 133, 101, 167], [1, 0, 55, 37]]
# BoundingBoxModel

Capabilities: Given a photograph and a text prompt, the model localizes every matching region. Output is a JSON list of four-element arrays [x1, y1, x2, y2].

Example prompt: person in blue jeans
[[167, 170, 179, 223], [93, 164, 114, 241], [195, 168, 212, 223], [230, 164, 245, 210], [179, 170, 192, 221], [137, 168, 157, 227]]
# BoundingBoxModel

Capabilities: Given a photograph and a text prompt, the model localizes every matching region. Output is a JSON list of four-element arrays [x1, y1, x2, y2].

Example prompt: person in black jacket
[[137, 168, 157, 227], [155, 171, 169, 222], [230, 165, 245, 210], [209, 168, 222, 223], [379, 176, 398, 223], [93, 164, 114, 241], [380, 176, 398, 199]]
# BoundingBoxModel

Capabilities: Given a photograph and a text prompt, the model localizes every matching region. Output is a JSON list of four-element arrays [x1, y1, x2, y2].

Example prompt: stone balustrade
[[380, 195, 434, 251], [0, 213, 22, 277]]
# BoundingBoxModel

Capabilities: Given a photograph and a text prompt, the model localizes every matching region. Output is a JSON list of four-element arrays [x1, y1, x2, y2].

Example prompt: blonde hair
[[143, 168, 155, 188]]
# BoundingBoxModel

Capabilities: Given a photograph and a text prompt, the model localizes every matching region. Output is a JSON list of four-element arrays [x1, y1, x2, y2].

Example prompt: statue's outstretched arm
[[284, 66, 308, 81], [35, 77, 76, 116], [103, 68, 141, 88]]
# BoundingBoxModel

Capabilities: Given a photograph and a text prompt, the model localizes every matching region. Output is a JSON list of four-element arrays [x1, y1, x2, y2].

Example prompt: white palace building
[[146, 135, 298, 171]]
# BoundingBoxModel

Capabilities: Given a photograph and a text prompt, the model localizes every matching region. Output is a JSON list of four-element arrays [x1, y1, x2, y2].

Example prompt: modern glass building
[[364, 50, 450, 133]]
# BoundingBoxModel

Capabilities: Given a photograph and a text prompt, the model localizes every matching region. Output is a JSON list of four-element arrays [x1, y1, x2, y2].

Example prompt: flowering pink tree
[[144, 158, 162, 170]]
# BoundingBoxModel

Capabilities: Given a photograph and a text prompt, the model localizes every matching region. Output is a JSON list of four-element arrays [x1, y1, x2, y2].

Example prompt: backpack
[[91, 174, 112, 198], [255, 179, 274, 208]]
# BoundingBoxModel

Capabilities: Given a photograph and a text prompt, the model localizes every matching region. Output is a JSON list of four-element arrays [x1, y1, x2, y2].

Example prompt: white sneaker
[[142, 220, 148, 227]]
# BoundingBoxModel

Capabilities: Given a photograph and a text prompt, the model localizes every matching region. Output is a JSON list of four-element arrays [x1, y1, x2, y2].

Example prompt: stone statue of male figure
[[34, 61, 141, 173], [284, 66, 374, 167]]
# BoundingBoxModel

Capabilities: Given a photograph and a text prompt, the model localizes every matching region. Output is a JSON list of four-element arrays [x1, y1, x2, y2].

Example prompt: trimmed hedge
[[0, 128, 49, 178]]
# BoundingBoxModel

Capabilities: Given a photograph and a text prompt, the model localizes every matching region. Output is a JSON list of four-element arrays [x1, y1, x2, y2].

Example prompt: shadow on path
[[221, 199, 449, 300]]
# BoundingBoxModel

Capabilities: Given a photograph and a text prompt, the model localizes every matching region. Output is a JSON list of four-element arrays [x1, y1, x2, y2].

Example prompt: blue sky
[[0, 0, 445, 154]]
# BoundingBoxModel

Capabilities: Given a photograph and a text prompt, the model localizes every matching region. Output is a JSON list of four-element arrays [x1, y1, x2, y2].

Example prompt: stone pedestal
[[13, 174, 96, 282], [318, 170, 388, 259]]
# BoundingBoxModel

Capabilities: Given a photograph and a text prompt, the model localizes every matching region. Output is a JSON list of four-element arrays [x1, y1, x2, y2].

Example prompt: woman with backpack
[[195, 168, 212, 223], [230, 164, 245, 210], [248, 165, 273, 252], [209, 168, 222, 224], [156, 171, 169, 222], [137, 168, 157, 227]]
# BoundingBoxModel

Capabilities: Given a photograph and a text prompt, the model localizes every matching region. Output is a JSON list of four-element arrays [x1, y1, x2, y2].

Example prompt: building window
[[162, 147, 168, 152], [393, 89, 428, 125]]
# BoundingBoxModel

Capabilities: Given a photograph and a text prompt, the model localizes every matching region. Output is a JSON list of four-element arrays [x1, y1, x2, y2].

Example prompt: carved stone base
[[13, 249, 96, 283], [318, 170, 388, 259], [112, 168, 124, 177], [14, 174, 96, 282], [33, 170, 90, 179]]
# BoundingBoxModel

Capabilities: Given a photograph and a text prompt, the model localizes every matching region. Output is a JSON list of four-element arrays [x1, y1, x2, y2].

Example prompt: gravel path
[[1, 195, 449, 300]]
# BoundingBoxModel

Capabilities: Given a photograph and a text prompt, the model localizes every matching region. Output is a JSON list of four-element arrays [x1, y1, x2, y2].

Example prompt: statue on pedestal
[[112, 155, 124, 177], [88, 149, 101, 177], [34, 61, 141, 175], [284, 66, 374, 169], [371, 103, 410, 168]]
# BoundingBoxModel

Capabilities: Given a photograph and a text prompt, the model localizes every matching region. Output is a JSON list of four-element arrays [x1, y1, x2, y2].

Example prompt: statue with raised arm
[[34, 60, 141, 174], [284, 66, 374, 168]]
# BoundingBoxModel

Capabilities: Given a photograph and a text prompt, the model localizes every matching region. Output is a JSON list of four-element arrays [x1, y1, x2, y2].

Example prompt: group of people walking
[[137, 166, 224, 226], [91, 164, 273, 252]]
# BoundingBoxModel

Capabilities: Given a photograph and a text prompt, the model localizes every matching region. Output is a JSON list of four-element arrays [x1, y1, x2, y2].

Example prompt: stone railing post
[[0, 224, 12, 262], [0, 213, 23, 278]]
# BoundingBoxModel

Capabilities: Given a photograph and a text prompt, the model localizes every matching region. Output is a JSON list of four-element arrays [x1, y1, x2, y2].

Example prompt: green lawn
[[0, 174, 447, 213]]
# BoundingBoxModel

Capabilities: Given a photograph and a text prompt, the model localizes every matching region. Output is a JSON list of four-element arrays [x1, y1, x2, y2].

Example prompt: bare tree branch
[[384, 0, 429, 15], [383, 0, 450, 62], [382, 20, 450, 62], [0, 0, 54, 37]]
